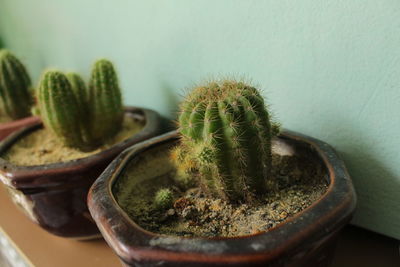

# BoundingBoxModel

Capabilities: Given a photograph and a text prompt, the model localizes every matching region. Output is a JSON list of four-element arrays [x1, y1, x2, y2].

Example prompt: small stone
[[39, 149, 49, 154], [181, 206, 198, 219], [166, 209, 175, 216], [210, 200, 223, 211], [188, 220, 197, 226], [280, 211, 288, 219], [174, 197, 192, 211], [185, 188, 200, 198]]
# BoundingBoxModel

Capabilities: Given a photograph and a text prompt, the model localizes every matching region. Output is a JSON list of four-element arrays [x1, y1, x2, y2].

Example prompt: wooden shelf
[[0, 185, 120, 267]]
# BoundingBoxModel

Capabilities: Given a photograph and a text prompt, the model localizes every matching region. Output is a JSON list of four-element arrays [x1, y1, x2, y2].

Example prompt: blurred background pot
[[0, 107, 168, 239], [88, 130, 357, 266], [0, 116, 40, 141]]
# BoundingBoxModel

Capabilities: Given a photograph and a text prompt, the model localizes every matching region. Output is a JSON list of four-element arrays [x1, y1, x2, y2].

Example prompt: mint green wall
[[1, 0, 399, 239]]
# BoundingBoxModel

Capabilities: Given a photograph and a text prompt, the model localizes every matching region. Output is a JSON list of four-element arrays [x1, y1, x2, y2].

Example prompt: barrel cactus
[[38, 70, 90, 150], [88, 59, 123, 142], [174, 80, 279, 202], [0, 50, 32, 120]]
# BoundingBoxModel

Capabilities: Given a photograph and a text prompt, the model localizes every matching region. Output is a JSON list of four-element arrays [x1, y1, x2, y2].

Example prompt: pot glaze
[[88, 130, 357, 266], [0, 107, 168, 239], [0, 116, 40, 141]]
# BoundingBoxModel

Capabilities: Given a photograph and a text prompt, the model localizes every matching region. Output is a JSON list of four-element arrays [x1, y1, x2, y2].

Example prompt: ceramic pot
[[0, 107, 168, 239], [88, 130, 357, 266], [0, 116, 40, 141]]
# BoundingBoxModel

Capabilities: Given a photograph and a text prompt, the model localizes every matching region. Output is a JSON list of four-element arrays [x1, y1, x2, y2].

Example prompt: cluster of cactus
[[36, 59, 123, 151], [172, 80, 279, 202], [0, 50, 33, 120]]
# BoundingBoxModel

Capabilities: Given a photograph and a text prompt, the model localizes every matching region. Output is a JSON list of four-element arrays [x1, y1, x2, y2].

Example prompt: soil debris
[[115, 150, 329, 238]]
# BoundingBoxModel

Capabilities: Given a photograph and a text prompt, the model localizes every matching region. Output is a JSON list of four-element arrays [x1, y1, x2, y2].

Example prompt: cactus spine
[[89, 59, 123, 142], [38, 71, 89, 149], [176, 80, 275, 202], [0, 50, 32, 120]]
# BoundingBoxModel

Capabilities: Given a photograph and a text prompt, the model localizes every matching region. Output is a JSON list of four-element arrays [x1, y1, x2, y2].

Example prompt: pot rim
[[88, 130, 357, 264], [0, 106, 164, 190], [0, 116, 40, 129]]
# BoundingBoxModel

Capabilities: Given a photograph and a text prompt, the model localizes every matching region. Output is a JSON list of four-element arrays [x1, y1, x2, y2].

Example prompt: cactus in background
[[67, 72, 88, 114], [66, 72, 95, 146], [89, 59, 123, 143], [154, 188, 174, 210], [35, 59, 125, 151], [175, 80, 277, 202], [37, 70, 90, 150], [0, 50, 32, 120]]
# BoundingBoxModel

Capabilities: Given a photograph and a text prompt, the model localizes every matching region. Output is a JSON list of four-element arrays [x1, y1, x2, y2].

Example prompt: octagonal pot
[[0, 107, 168, 239], [88, 130, 357, 266]]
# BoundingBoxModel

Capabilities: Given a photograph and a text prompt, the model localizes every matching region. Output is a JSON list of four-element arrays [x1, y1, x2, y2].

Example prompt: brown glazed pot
[[0, 116, 40, 141], [0, 107, 168, 239], [88, 130, 357, 267]]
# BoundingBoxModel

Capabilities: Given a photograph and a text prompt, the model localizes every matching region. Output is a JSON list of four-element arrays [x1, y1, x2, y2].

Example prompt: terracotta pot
[[0, 116, 40, 141], [88, 130, 357, 266], [0, 107, 168, 239]]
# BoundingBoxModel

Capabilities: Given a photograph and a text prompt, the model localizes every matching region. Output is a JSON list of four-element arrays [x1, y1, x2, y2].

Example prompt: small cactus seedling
[[0, 50, 32, 120], [154, 188, 174, 210], [89, 59, 123, 143], [37, 70, 89, 150], [175, 80, 279, 202]]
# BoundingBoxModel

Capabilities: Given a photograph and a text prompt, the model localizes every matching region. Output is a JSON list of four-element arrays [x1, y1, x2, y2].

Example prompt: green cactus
[[89, 59, 123, 143], [35, 59, 125, 151], [175, 80, 278, 202], [37, 70, 90, 150], [66, 72, 88, 114], [154, 188, 174, 210], [0, 50, 32, 120]]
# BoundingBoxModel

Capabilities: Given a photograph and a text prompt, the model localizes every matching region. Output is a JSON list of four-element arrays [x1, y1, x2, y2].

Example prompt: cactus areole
[[176, 80, 277, 202]]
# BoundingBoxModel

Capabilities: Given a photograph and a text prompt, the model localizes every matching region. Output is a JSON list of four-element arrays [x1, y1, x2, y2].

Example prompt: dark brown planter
[[0, 116, 40, 141], [88, 130, 357, 266], [0, 107, 168, 239]]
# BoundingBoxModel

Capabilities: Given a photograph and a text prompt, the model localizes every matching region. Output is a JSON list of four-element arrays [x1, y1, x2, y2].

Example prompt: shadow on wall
[[159, 80, 181, 119], [328, 118, 400, 237]]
